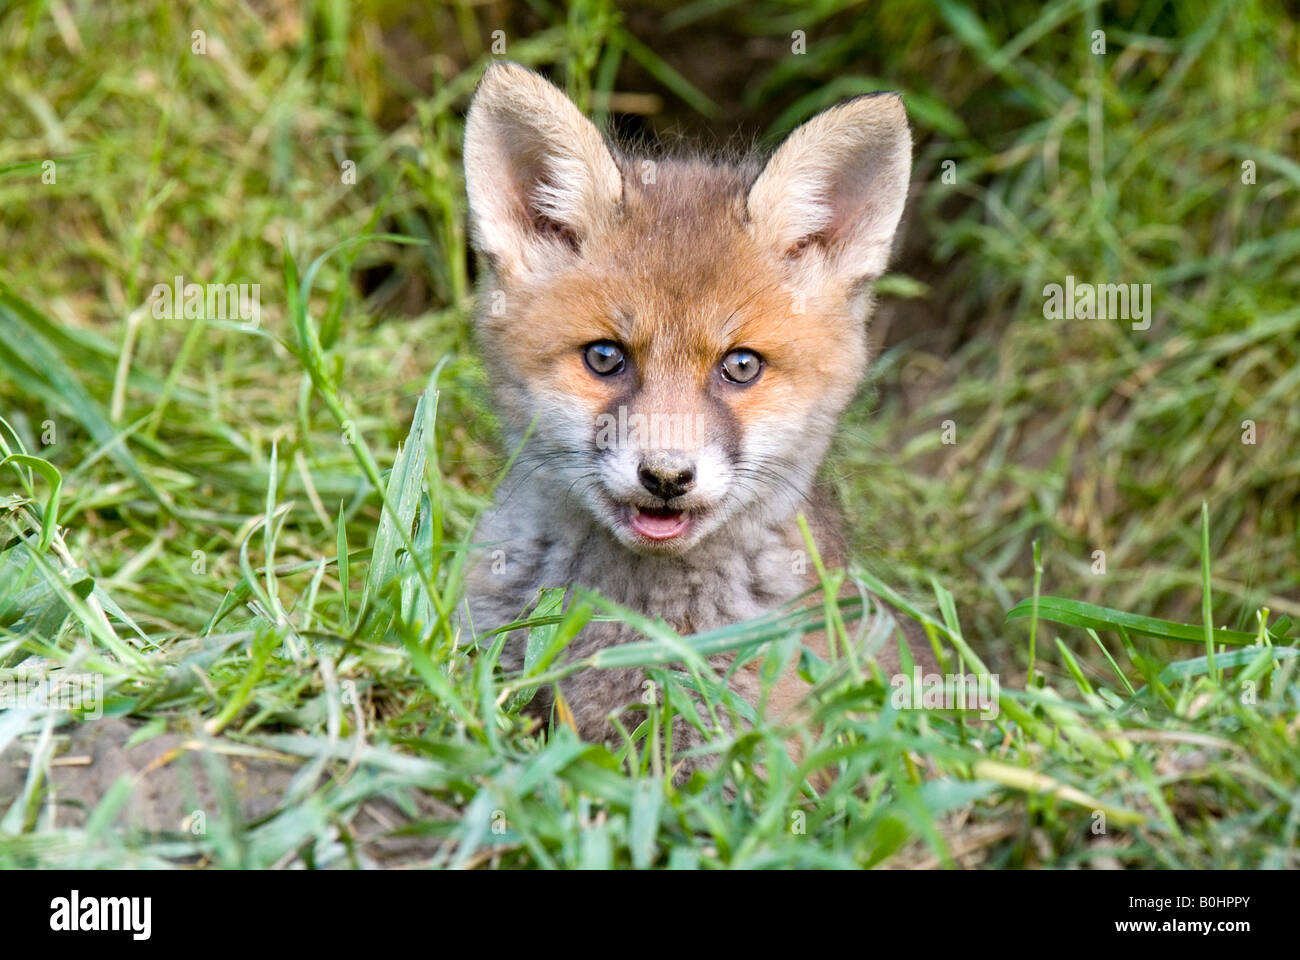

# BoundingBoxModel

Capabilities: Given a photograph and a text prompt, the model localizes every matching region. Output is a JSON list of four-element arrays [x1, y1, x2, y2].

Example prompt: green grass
[[1, 0, 1297, 868]]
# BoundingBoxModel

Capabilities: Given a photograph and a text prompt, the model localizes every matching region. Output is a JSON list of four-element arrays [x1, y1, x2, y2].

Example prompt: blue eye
[[584, 341, 626, 376], [721, 349, 763, 384]]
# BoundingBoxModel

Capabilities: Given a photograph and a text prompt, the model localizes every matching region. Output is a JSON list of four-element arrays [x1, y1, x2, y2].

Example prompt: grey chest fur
[[463, 481, 816, 740]]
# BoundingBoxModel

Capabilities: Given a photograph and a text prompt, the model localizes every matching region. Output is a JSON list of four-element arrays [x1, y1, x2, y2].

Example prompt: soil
[[0, 716, 446, 867]]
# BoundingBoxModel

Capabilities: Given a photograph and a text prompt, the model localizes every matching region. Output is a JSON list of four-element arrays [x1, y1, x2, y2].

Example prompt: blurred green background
[[2, 0, 1297, 667]]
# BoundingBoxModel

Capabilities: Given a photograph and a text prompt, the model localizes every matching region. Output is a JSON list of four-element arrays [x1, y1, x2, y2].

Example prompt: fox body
[[461, 63, 922, 745]]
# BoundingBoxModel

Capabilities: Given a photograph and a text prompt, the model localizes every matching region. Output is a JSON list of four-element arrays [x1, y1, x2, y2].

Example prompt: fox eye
[[583, 340, 626, 376], [720, 349, 763, 385]]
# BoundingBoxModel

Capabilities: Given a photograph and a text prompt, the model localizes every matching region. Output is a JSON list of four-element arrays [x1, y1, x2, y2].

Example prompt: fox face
[[464, 63, 911, 556]]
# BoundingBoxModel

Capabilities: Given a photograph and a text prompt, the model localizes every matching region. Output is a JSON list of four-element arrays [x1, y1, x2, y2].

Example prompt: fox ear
[[464, 62, 623, 280], [747, 93, 911, 288]]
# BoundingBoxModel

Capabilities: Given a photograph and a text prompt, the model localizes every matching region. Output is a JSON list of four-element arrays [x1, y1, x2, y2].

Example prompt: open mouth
[[627, 505, 692, 541]]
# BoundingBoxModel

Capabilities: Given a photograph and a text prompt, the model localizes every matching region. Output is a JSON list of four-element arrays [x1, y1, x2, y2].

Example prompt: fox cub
[[462, 62, 929, 749]]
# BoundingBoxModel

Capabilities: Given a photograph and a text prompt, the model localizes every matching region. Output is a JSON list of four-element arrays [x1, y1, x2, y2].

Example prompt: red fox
[[461, 62, 933, 758]]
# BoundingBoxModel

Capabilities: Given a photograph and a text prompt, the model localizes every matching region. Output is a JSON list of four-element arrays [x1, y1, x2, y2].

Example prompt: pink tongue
[[630, 509, 688, 540]]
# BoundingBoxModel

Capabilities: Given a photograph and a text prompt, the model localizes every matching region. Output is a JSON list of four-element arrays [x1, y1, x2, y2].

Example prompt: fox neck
[[484, 466, 827, 635]]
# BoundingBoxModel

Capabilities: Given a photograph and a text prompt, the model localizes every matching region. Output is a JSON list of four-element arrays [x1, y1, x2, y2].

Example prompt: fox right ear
[[464, 62, 623, 281], [747, 93, 912, 292]]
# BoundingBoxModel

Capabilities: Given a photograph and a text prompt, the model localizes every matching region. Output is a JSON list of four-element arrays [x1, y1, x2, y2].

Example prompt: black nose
[[638, 453, 696, 500]]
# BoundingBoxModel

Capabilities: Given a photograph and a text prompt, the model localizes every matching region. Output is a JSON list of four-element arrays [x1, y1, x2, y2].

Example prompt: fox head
[[464, 62, 911, 555]]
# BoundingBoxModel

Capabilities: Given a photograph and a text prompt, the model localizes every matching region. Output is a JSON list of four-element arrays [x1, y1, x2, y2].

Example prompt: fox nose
[[638, 452, 696, 500]]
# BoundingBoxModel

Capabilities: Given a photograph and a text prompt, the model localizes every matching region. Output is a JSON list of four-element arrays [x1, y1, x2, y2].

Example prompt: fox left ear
[[748, 93, 911, 289], [464, 62, 623, 282]]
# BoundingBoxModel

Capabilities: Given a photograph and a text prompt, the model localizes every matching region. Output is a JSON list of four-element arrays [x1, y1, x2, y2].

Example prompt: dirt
[[0, 717, 445, 867], [0, 717, 296, 831]]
